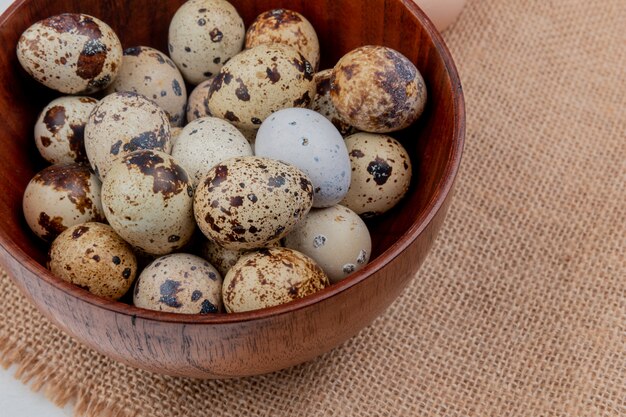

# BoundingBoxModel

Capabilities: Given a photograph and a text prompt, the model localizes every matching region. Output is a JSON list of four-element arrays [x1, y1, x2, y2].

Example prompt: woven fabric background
[[1, 0, 625, 416]]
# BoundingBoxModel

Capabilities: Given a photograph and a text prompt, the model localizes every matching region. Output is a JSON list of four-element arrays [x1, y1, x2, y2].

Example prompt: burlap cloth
[[1, 0, 625, 415]]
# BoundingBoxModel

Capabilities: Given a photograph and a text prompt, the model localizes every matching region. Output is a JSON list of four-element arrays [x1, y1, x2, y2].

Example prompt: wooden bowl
[[0, 0, 464, 378]]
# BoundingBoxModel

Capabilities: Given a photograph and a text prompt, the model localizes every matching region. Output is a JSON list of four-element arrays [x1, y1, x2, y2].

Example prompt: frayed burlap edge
[[0, 333, 136, 417]]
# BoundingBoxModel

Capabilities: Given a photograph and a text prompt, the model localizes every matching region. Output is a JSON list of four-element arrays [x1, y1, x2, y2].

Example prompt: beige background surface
[[1, 0, 625, 416]]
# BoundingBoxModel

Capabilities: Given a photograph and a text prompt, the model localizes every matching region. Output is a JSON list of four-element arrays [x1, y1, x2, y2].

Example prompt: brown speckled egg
[[194, 156, 314, 250], [186, 77, 214, 122], [312, 70, 355, 136], [172, 117, 252, 186], [341, 133, 412, 217], [133, 253, 223, 314], [331, 46, 427, 133], [169, 0, 245, 85], [284, 205, 372, 283], [16, 13, 122, 94], [84, 92, 172, 179], [23, 163, 104, 242], [170, 127, 183, 147], [208, 44, 316, 132], [101, 150, 195, 255], [106, 46, 187, 127], [49, 222, 137, 300], [223, 247, 329, 313], [245, 9, 320, 71], [34, 96, 98, 165], [199, 238, 281, 276]]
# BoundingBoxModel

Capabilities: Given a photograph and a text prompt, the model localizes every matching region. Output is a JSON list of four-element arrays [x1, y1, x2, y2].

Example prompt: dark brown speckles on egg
[[133, 254, 223, 313], [124, 151, 189, 198], [37, 212, 66, 241], [209, 28, 224, 42], [330, 46, 426, 133], [367, 157, 393, 185], [43, 105, 66, 133], [194, 157, 314, 250]]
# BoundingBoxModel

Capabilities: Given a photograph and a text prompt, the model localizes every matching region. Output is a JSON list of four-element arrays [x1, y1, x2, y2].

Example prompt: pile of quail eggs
[[18, 0, 427, 314]]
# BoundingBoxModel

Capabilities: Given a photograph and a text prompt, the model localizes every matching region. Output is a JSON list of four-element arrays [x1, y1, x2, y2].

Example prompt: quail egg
[[106, 46, 187, 126], [311, 69, 355, 136], [194, 156, 314, 250], [284, 205, 372, 283], [84, 91, 172, 179], [168, 0, 245, 85], [245, 9, 320, 70], [331, 45, 427, 133], [23, 163, 104, 242], [208, 44, 316, 132], [17, 13, 122, 94], [34, 96, 98, 165], [101, 150, 195, 255], [133, 253, 223, 314], [49, 222, 137, 300], [199, 238, 281, 276], [255, 108, 351, 208], [186, 77, 214, 122], [341, 133, 412, 217], [222, 247, 329, 312], [171, 117, 252, 186]]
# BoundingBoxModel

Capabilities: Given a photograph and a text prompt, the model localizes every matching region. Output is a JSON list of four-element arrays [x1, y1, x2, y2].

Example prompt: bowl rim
[[0, 0, 465, 325]]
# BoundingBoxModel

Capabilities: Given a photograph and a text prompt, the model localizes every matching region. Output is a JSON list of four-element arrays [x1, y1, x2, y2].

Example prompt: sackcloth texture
[[1, 0, 625, 415]]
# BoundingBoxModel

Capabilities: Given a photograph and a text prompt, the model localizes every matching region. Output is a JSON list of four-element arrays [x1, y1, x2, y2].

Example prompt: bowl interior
[[0, 0, 462, 318]]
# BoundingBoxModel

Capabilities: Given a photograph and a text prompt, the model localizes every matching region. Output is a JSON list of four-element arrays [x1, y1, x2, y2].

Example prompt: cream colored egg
[[23, 163, 104, 242], [171, 117, 252, 186], [245, 9, 320, 70], [186, 77, 214, 122], [331, 46, 427, 133], [168, 0, 245, 85], [284, 205, 372, 283], [101, 150, 195, 255], [208, 44, 316, 132], [34, 96, 98, 165], [199, 238, 281, 276], [311, 70, 355, 136], [133, 253, 223, 314], [49, 222, 137, 300], [222, 247, 329, 313], [341, 133, 412, 217], [194, 156, 314, 250], [106, 46, 187, 126], [16, 13, 122, 94], [84, 92, 172, 179]]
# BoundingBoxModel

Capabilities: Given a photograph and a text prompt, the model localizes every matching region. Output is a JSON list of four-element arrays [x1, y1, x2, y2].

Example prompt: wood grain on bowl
[[0, 0, 464, 378]]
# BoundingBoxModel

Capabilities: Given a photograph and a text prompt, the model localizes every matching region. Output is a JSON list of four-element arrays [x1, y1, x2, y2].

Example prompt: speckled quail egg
[[84, 91, 172, 179], [23, 163, 104, 242], [208, 44, 316, 132], [194, 156, 314, 250], [34, 96, 98, 165], [106, 46, 187, 126], [171, 117, 252, 186], [133, 253, 223, 314], [331, 45, 427, 133], [245, 9, 320, 71], [169, 0, 245, 85], [101, 150, 195, 255], [255, 108, 351, 208], [312, 70, 355, 136], [222, 247, 329, 312], [49, 222, 137, 300], [186, 77, 214, 122], [170, 127, 183, 147], [199, 238, 281, 277], [284, 205, 372, 283], [16, 13, 122, 94], [341, 133, 412, 217]]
